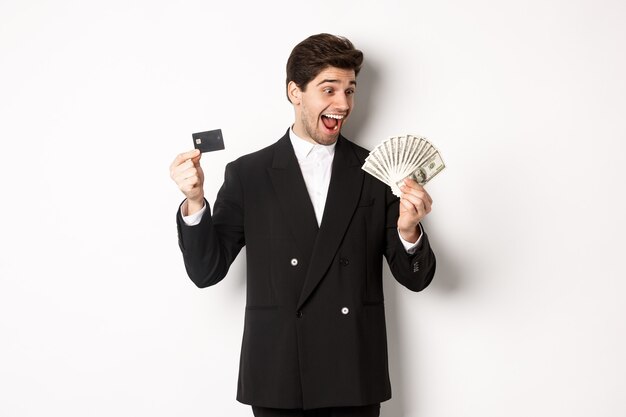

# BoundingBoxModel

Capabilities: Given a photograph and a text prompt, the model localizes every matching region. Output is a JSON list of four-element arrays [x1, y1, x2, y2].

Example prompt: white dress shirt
[[288, 129, 335, 226], [181, 128, 422, 253]]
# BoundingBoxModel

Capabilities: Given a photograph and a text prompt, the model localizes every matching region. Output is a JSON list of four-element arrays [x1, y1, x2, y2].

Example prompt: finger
[[399, 197, 418, 213], [179, 176, 201, 192], [402, 179, 432, 202], [399, 199, 426, 227], [401, 192, 430, 214], [170, 149, 201, 170], [401, 179, 431, 202], [171, 159, 195, 178], [401, 188, 432, 212], [400, 195, 427, 217], [403, 177, 423, 190], [174, 166, 199, 183], [419, 186, 433, 205], [419, 192, 432, 212]]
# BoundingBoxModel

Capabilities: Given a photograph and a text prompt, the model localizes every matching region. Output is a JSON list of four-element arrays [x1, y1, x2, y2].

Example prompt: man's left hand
[[397, 178, 433, 243]]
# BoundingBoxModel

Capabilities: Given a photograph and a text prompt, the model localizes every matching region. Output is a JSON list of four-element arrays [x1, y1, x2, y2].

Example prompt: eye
[[346, 89, 355, 95], [323, 88, 333, 94]]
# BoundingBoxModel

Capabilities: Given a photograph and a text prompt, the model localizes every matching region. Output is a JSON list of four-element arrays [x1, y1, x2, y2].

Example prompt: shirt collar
[[289, 127, 336, 160]]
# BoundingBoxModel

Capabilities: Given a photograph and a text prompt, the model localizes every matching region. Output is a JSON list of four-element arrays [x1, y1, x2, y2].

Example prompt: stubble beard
[[301, 108, 342, 146]]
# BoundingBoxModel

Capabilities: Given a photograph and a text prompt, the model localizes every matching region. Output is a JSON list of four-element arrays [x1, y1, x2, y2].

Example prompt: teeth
[[323, 114, 344, 119]]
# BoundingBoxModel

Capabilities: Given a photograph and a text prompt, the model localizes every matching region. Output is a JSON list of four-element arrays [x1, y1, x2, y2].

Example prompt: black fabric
[[252, 404, 380, 417], [177, 131, 436, 409]]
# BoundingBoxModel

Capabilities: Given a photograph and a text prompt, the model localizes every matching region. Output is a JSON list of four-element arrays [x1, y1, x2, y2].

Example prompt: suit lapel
[[297, 136, 364, 309], [268, 133, 319, 258]]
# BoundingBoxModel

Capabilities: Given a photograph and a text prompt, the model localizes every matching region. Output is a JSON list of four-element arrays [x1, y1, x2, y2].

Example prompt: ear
[[287, 81, 301, 105]]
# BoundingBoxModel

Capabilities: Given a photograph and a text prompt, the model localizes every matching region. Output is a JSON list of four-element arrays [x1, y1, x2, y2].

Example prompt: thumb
[[191, 152, 202, 165]]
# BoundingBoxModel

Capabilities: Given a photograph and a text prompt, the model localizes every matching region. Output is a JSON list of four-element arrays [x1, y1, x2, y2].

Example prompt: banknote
[[362, 134, 445, 197]]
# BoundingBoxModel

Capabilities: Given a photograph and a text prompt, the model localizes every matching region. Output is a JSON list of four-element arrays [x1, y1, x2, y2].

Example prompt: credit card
[[192, 129, 225, 152]]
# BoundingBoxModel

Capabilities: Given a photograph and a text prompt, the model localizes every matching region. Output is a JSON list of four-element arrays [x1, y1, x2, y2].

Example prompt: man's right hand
[[170, 149, 205, 215]]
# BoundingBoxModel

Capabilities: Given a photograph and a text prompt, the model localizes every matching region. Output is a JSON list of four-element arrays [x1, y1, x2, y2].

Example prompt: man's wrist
[[398, 224, 424, 254], [185, 197, 205, 216], [181, 199, 207, 226], [398, 225, 421, 244]]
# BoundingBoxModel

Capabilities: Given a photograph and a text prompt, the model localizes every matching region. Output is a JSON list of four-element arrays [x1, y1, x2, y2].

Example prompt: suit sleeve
[[176, 161, 246, 288], [383, 188, 436, 292]]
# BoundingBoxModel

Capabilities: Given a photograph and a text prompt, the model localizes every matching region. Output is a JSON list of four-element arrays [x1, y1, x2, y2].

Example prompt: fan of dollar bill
[[362, 134, 446, 197]]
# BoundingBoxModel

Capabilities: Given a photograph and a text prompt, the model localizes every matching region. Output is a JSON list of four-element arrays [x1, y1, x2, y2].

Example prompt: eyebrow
[[316, 79, 357, 87]]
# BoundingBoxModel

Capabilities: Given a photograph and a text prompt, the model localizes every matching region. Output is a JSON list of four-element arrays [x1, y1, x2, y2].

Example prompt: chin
[[316, 135, 339, 146]]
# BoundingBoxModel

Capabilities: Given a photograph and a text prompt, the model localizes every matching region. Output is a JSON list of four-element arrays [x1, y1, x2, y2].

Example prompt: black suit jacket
[[176, 131, 436, 410]]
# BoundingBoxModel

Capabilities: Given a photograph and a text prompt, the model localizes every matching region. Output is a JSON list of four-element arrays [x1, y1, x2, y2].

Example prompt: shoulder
[[227, 131, 289, 170], [339, 135, 371, 163], [232, 143, 275, 166]]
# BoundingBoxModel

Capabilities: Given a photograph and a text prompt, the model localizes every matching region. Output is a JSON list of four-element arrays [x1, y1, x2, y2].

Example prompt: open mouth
[[321, 114, 345, 132]]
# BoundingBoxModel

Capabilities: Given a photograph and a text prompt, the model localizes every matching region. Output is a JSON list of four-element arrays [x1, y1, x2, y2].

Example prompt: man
[[169, 33, 436, 417]]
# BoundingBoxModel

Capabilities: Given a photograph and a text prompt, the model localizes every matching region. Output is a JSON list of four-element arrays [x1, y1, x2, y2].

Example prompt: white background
[[1, 0, 625, 416]]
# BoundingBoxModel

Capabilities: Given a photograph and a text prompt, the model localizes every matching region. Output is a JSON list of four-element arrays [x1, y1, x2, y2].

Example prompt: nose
[[334, 92, 351, 111]]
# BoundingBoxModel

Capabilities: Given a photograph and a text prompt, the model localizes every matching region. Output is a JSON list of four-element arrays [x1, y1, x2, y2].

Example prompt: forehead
[[310, 66, 357, 87]]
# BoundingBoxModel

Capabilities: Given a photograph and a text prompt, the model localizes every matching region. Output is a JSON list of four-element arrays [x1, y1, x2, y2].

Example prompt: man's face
[[290, 67, 356, 146]]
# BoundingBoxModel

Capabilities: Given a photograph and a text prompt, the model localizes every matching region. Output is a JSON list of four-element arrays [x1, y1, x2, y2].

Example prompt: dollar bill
[[394, 151, 445, 190], [361, 134, 446, 198]]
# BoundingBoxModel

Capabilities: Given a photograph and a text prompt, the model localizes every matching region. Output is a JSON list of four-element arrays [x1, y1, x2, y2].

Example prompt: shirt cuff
[[398, 223, 424, 254], [181, 200, 206, 226]]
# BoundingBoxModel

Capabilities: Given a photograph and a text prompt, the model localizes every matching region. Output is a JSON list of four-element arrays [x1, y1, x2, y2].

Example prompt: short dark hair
[[286, 33, 364, 101]]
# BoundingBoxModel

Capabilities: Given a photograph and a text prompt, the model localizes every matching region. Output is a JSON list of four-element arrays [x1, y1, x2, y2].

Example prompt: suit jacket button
[[290, 258, 298, 266], [413, 261, 420, 272], [341, 307, 349, 315], [339, 258, 349, 266], [296, 310, 303, 318]]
